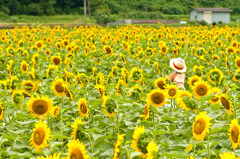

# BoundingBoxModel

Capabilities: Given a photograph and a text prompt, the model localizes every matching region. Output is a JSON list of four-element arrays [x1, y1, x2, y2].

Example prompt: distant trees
[[0, 0, 239, 16]]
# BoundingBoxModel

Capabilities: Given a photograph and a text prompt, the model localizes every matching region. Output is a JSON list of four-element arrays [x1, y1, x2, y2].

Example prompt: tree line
[[0, 0, 239, 16]]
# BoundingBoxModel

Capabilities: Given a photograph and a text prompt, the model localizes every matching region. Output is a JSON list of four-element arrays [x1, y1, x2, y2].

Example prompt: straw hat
[[170, 58, 187, 73]]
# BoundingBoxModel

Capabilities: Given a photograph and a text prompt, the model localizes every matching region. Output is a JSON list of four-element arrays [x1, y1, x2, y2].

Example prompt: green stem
[[233, 102, 237, 119], [116, 112, 119, 134], [207, 135, 210, 159], [153, 111, 155, 129], [84, 132, 93, 153], [61, 96, 64, 151]]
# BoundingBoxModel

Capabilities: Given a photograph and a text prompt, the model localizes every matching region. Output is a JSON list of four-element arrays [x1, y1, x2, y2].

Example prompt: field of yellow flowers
[[0, 24, 240, 159]]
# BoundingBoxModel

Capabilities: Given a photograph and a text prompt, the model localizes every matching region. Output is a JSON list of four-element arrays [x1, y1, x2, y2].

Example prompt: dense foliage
[[0, 0, 240, 17]]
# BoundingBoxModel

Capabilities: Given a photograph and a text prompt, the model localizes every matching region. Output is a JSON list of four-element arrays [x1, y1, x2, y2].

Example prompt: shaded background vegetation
[[0, 0, 240, 23]]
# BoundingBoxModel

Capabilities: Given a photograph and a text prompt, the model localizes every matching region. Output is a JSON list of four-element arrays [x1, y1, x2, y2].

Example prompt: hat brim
[[170, 59, 187, 73]]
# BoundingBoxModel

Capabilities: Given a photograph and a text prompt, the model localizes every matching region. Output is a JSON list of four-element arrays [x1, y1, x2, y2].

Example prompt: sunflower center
[[191, 80, 198, 86], [151, 92, 164, 104], [162, 46, 166, 52], [64, 88, 71, 98], [56, 84, 64, 93], [70, 148, 84, 159], [53, 57, 60, 65], [80, 104, 87, 114], [231, 126, 239, 143], [106, 47, 112, 54], [37, 43, 42, 48], [33, 129, 45, 145], [169, 89, 176, 97], [194, 119, 205, 134], [22, 64, 27, 71], [236, 60, 240, 68], [157, 81, 166, 89], [54, 108, 59, 116], [32, 100, 48, 115], [212, 96, 219, 102], [24, 83, 34, 91], [0, 106, 2, 115], [196, 85, 207, 96], [221, 97, 230, 110]]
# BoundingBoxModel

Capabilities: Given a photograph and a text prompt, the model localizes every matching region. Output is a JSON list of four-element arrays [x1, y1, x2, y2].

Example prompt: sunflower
[[103, 45, 113, 55], [102, 95, 116, 117], [91, 67, 97, 80], [35, 40, 44, 50], [46, 64, 59, 77], [176, 90, 193, 111], [193, 65, 204, 76], [44, 49, 51, 56], [207, 68, 224, 84], [167, 85, 178, 99], [192, 80, 211, 99], [216, 40, 222, 47], [233, 69, 240, 81], [115, 80, 125, 96], [220, 94, 233, 115], [62, 39, 69, 47], [145, 48, 154, 57], [78, 98, 90, 118], [146, 140, 158, 159], [192, 112, 212, 141], [113, 134, 124, 159], [52, 106, 60, 118], [67, 139, 90, 159], [29, 67, 36, 80], [154, 77, 167, 90], [37, 153, 61, 159], [131, 125, 152, 158], [231, 40, 238, 48], [129, 67, 143, 83], [56, 42, 61, 49], [71, 118, 84, 140], [21, 60, 29, 73], [147, 89, 167, 108], [12, 90, 24, 105], [229, 119, 240, 149], [95, 84, 105, 97], [22, 80, 37, 92], [51, 78, 65, 96], [160, 44, 168, 54], [219, 151, 236, 159], [153, 61, 161, 74], [188, 75, 202, 88], [212, 54, 220, 60], [51, 56, 62, 66], [29, 120, 51, 152], [235, 57, 240, 68], [186, 144, 193, 152], [64, 85, 73, 100], [141, 104, 149, 120], [27, 96, 53, 119], [226, 46, 234, 54], [119, 53, 127, 64], [0, 101, 3, 120], [10, 76, 18, 92]]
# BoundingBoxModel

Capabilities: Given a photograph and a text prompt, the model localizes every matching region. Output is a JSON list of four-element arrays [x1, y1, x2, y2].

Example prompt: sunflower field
[[0, 24, 240, 159]]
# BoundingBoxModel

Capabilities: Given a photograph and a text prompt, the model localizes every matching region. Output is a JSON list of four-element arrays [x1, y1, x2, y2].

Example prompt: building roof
[[191, 8, 232, 12]]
